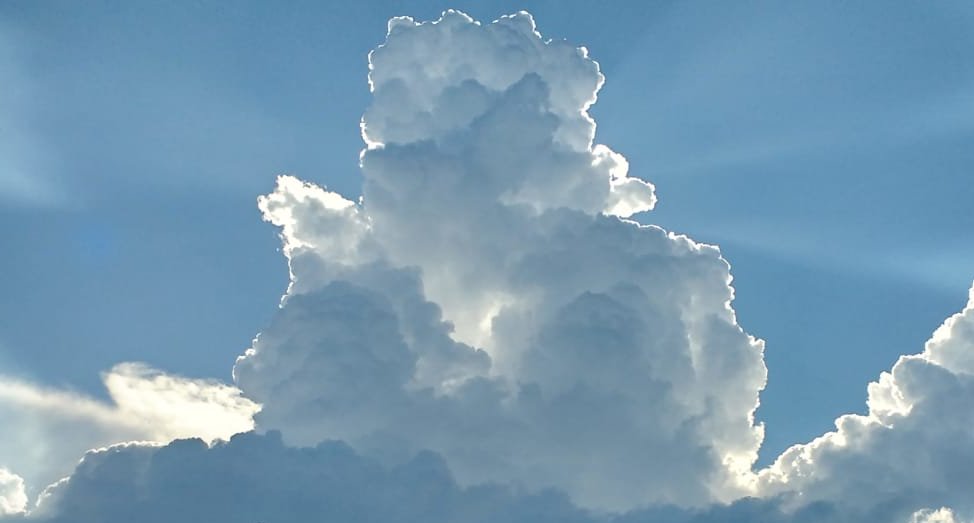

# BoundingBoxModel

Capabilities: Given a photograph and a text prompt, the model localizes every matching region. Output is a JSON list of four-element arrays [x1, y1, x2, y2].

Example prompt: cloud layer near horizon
[[3, 9, 973, 523], [17, 429, 974, 523]]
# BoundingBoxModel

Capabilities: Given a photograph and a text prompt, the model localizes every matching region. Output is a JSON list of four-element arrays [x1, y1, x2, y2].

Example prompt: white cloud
[[235, 9, 974, 515], [363, 10, 655, 218], [0, 363, 258, 495], [757, 284, 974, 514], [0, 468, 26, 517], [3, 8, 974, 523], [909, 508, 971, 523], [234, 10, 765, 511]]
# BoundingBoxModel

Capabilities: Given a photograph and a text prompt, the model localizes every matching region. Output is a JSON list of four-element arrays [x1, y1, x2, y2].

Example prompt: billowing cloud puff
[[0, 363, 258, 494], [363, 10, 655, 218], [909, 508, 971, 523], [0, 469, 26, 517], [757, 285, 974, 514], [234, 9, 765, 510]]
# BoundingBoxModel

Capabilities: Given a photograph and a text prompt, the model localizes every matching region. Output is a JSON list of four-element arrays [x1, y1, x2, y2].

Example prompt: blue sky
[[1, 1, 973, 511]]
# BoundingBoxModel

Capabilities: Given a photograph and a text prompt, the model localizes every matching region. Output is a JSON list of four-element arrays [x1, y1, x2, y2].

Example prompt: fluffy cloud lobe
[[758, 286, 974, 515]]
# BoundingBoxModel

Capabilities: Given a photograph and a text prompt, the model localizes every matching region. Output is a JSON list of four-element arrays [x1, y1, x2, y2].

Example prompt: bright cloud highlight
[[0, 469, 26, 517], [0, 363, 258, 494]]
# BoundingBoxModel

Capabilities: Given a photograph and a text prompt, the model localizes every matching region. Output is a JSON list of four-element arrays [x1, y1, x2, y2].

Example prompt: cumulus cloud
[[0, 363, 257, 494], [0, 469, 26, 517], [5, 8, 974, 523], [909, 508, 971, 523], [756, 284, 974, 514], [232, 9, 974, 516], [235, 9, 765, 510]]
